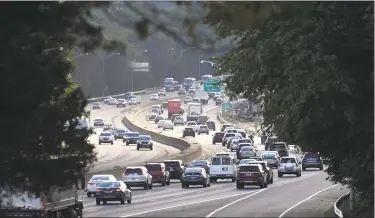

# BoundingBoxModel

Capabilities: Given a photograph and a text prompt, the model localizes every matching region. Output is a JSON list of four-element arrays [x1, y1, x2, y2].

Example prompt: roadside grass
[[324, 205, 335, 217]]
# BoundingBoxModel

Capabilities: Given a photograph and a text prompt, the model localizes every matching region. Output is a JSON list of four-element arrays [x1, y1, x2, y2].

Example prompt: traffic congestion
[[84, 76, 326, 210]]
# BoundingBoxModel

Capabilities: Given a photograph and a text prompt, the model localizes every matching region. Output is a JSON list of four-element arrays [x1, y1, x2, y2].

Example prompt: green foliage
[[211, 1, 373, 211], [0, 2, 109, 194]]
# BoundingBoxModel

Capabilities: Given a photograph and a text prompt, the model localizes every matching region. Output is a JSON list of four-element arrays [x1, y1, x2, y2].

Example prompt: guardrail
[[334, 191, 350, 217], [86, 86, 161, 103]]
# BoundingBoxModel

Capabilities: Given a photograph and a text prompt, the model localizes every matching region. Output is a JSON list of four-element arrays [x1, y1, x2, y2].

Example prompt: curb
[[334, 191, 350, 217]]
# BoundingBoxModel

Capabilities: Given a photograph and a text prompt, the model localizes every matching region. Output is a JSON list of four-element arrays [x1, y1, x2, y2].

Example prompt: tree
[[209, 2, 373, 215], [0, 2, 121, 194]]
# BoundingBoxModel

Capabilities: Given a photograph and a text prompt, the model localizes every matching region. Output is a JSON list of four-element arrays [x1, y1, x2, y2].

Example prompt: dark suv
[[183, 127, 195, 138], [268, 142, 289, 157], [212, 132, 225, 144], [302, 153, 323, 170], [206, 121, 216, 131], [252, 161, 274, 184], [163, 160, 185, 180], [236, 164, 268, 189]]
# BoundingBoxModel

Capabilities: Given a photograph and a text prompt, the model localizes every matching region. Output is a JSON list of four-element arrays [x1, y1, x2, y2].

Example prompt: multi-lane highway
[[83, 91, 349, 217]]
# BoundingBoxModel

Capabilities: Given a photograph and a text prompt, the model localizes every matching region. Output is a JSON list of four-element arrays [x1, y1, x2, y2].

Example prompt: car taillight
[[96, 188, 100, 192], [88, 182, 95, 186], [115, 189, 121, 192]]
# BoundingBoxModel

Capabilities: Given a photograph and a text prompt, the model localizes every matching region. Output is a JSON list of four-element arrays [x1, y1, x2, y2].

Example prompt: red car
[[212, 132, 225, 144]]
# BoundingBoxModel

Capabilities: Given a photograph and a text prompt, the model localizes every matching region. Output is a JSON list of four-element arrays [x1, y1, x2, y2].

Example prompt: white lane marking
[[205, 189, 266, 217], [120, 190, 260, 217], [278, 184, 338, 217]]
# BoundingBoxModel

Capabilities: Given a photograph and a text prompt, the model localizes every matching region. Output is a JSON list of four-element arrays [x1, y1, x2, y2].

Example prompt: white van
[[209, 156, 237, 182], [152, 105, 163, 113]]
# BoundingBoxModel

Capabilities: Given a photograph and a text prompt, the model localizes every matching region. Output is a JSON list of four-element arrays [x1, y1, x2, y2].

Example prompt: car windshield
[[187, 122, 196, 125], [240, 159, 256, 164], [185, 128, 194, 131], [125, 168, 142, 175], [239, 139, 251, 143], [185, 168, 203, 174], [91, 176, 110, 181], [94, 119, 103, 122], [191, 160, 208, 166], [241, 146, 253, 151], [272, 143, 287, 149], [98, 182, 121, 188], [116, 129, 126, 134], [118, 100, 125, 103], [200, 126, 208, 129], [126, 133, 139, 137], [239, 165, 260, 172], [145, 164, 162, 171], [215, 133, 225, 137], [281, 158, 296, 163], [100, 132, 111, 136], [225, 133, 235, 137], [262, 153, 277, 159], [139, 136, 151, 140], [164, 161, 181, 168]]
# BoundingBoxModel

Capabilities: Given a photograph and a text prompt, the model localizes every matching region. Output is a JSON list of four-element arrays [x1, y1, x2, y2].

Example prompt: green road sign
[[208, 78, 219, 83], [204, 83, 220, 92], [222, 102, 232, 110]]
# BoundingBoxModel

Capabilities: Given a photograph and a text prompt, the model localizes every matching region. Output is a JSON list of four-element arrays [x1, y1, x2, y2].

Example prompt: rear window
[[116, 129, 126, 134], [225, 133, 235, 137], [239, 139, 251, 144], [222, 157, 231, 165], [185, 128, 194, 131], [272, 143, 287, 149], [164, 161, 181, 168], [99, 182, 121, 188], [125, 168, 142, 175], [126, 133, 139, 137], [145, 164, 162, 171], [281, 158, 296, 163], [91, 176, 110, 181], [191, 160, 208, 166], [239, 165, 260, 172], [100, 132, 111, 136], [240, 146, 253, 151], [215, 132, 225, 137], [211, 157, 221, 165], [185, 168, 203, 174], [262, 153, 276, 159], [139, 136, 151, 140]]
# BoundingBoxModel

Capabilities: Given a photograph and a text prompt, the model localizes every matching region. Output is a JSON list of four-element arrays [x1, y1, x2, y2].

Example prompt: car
[[261, 152, 280, 168], [197, 115, 209, 125], [181, 167, 211, 188], [186, 121, 197, 127], [183, 127, 195, 138], [225, 128, 238, 134], [236, 164, 268, 189], [99, 131, 114, 145], [268, 142, 289, 157], [190, 160, 211, 175], [220, 124, 233, 132], [226, 136, 243, 149], [162, 120, 174, 130], [92, 103, 102, 110], [124, 92, 134, 100], [236, 129, 246, 138], [236, 143, 254, 157], [252, 161, 274, 184], [206, 121, 216, 131], [151, 104, 163, 114], [137, 135, 153, 150], [154, 115, 164, 124], [104, 97, 114, 104], [117, 99, 126, 107], [238, 159, 257, 165], [144, 163, 171, 186], [93, 119, 105, 127], [150, 94, 159, 100], [171, 114, 180, 123], [192, 98, 200, 103], [173, 117, 184, 126], [123, 132, 140, 145], [108, 98, 117, 105], [184, 96, 193, 104], [215, 98, 223, 105], [87, 174, 117, 197], [188, 88, 196, 93], [278, 157, 302, 177], [95, 181, 132, 205], [122, 167, 153, 190], [265, 135, 279, 150], [103, 123, 113, 131], [128, 98, 138, 105], [178, 89, 186, 95], [212, 132, 225, 144], [158, 89, 167, 96], [163, 160, 185, 180], [222, 133, 237, 147], [148, 112, 157, 121], [114, 128, 127, 140], [197, 125, 210, 135], [157, 120, 167, 128], [208, 92, 216, 98], [162, 102, 168, 109], [301, 152, 323, 170]]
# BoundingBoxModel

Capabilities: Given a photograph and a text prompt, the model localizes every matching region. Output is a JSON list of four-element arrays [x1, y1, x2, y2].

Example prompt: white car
[[186, 121, 198, 131], [278, 157, 302, 177], [157, 120, 167, 128], [99, 131, 114, 145], [92, 103, 102, 110], [104, 97, 114, 104], [158, 89, 166, 96], [150, 94, 159, 100], [108, 98, 118, 105], [149, 112, 157, 121], [173, 117, 184, 126], [86, 174, 117, 197], [117, 99, 126, 107], [162, 120, 174, 130], [122, 167, 153, 190], [128, 98, 138, 105]]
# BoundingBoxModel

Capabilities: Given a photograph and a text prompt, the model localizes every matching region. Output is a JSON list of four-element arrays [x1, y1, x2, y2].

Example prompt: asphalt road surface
[[83, 90, 347, 217]]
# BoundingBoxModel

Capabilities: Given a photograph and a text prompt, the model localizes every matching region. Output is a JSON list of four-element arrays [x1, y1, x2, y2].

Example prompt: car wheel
[[137, 146, 139, 150], [264, 181, 268, 188], [162, 181, 166, 186], [99, 142, 101, 145], [236, 183, 243, 189], [148, 183, 152, 189], [96, 199, 100, 205], [231, 178, 236, 182], [260, 182, 265, 189], [278, 173, 283, 177], [111, 142, 114, 145], [270, 177, 274, 184], [87, 192, 92, 197], [144, 183, 149, 190], [203, 182, 207, 188], [103, 200, 107, 204], [302, 167, 306, 171], [166, 179, 170, 185], [319, 166, 323, 170], [127, 197, 132, 204], [185, 184, 189, 188], [120, 196, 125, 204], [181, 183, 185, 188]]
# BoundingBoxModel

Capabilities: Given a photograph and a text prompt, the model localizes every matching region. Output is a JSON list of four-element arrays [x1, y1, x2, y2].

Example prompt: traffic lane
[[279, 185, 349, 217], [208, 170, 333, 217], [84, 179, 260, 217], [120, 170, 323, 217]]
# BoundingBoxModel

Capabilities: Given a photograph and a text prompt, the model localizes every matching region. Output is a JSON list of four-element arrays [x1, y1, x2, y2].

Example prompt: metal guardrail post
[[334, 191, 350, 217]]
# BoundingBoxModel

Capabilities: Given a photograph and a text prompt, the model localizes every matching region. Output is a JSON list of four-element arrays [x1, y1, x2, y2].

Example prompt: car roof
[[164, 160, 182, 162], [139, 135, 151, 137], [126, 166, 146, 170], [127, 131, 139, 134], [101, 131, 112, 134]]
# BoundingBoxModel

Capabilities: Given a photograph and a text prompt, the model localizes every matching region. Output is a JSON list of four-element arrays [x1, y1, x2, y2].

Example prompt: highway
[[83, 91, 348, 217]]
